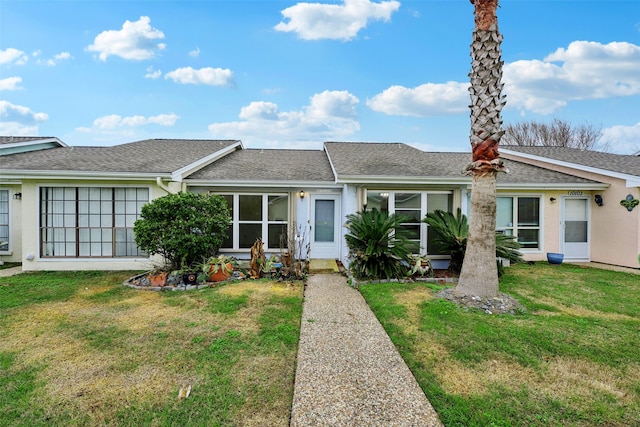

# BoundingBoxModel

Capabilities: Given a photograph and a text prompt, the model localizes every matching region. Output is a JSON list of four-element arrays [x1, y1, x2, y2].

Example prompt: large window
[[219, 193, 288, 250], [497, 196, 540, 250], [39, 187, 148, 258], [0, 190, 8, 251], [366, 191, 453, 255]]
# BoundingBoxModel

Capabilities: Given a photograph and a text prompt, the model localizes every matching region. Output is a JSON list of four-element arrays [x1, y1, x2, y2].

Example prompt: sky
[[1, 0, 639, 154]]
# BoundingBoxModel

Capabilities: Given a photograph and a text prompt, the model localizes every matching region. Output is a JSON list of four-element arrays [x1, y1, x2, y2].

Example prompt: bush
[[134, 192, 231, 270], [345, 208, 413, 280], [423, 208, 524, 275]]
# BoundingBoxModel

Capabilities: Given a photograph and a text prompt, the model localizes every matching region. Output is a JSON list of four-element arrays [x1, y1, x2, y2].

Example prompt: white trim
[[185, 180, 340, 188], [2, 170, 170, 181], [323, 143, 340, 184], [501, 148, 640, 188], [0, 137, 67, 150], [171, 141, 243, 182]]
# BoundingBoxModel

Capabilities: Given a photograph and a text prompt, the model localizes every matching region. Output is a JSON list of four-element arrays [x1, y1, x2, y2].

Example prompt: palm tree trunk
[[456, 0, 506, 297]]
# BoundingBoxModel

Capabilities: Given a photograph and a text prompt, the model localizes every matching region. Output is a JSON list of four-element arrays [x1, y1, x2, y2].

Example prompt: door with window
[[562, 197, 589, 260], [310, 194, 340, 259]]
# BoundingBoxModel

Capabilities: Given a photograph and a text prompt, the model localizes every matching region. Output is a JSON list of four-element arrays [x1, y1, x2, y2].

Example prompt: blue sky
[[1, 0, 639, 153]]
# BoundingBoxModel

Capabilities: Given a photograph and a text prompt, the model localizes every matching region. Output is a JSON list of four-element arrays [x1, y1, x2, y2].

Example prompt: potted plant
[[202, 255, 236, 282], [259, 255, 278, 278], [148, 269, 169, 287]]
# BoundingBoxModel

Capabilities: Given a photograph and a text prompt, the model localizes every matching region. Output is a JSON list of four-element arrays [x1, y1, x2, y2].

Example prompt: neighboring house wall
[[502, 154, 640, 268]]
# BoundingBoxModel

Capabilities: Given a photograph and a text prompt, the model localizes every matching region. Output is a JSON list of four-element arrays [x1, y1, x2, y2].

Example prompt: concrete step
[[309, 259, 340, 274]]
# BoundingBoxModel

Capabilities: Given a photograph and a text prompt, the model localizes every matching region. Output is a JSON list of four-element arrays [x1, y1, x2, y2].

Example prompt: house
[[1, 137, 638, 271]]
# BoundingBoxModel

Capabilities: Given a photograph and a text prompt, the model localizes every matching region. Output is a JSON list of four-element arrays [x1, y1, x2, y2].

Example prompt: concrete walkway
[[0, 266, 22, 277], [290, 273, 442, 426]]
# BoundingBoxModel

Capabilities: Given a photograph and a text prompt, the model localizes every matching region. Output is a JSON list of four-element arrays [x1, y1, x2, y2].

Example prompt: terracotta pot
[[149, 271, 168, 286], [208, 263, 233, 282]]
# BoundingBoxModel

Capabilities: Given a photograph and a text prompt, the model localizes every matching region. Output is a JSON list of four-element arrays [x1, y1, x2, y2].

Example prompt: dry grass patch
[[361, 264, 640, 426], [0, 273, 304, 426]]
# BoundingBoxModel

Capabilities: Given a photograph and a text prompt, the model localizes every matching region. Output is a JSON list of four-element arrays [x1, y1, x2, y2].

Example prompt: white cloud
[[600, 122, 640, 154], [0, 100, 48, 134], [208, 90, 360, 145], [504, 41, 640, 114], [144, 66, 162, 79], [367, 82, 469, 117], [165, 66, 234, 86], [274, 0, 401, 41], [368, 41, 640, 117], [37, 51, 72, 66], [86, 16, 166, 61], [91, 113, 179, 129], [189, 47, 201, 57], [0, 77, 23, 91], [0, 48, 29, 65]]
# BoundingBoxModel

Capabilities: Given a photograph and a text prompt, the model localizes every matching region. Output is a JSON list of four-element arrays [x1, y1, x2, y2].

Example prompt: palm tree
[[456, 0, 507, 297]]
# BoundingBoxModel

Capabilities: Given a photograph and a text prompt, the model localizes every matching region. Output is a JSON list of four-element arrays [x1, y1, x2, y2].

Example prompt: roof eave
[[185, 179, 340, 188], [335, 175, 471, 185], [1, 170, 171, 181], [501, 149, 640, 185], [495, 182, 610, 190]]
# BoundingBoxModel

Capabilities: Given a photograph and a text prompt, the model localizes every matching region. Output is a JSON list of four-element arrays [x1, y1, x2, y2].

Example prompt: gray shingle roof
[[187, 148, 336, 182], [1, 139, 239, 175], [324, 142, 599, 185], [502, 146, 640, 177]]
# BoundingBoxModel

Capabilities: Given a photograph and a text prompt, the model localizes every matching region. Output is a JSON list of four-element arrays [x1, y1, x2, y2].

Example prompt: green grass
[[0, 272, 303, 427], [361, 263, 640, 427]]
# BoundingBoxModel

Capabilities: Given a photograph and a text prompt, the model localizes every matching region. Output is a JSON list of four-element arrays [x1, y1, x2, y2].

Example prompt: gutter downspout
[[156, 177, 175, 194]]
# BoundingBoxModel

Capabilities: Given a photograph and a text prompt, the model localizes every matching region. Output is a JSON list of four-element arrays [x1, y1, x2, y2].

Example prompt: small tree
[[345, 208, 413, 280], [134, 192, 231, 270]]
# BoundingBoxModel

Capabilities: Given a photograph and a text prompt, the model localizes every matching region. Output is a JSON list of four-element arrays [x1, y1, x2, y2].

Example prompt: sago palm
[[345, 208, 412, 280]]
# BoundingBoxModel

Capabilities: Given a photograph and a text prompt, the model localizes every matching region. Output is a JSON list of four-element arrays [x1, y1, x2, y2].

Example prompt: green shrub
[[423, 208, 524, 275], [345, 209, 413, 280], [134, 192, 231, 270]]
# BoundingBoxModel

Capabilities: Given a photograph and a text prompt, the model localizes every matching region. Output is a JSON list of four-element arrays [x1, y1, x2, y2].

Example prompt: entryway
[[561, 197, 590, 260], [309, 194, 341, 259]]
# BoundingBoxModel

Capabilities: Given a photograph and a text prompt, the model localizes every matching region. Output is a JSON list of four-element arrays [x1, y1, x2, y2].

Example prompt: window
[[497, 196, 540, 250], [0, 190, 8, 251], [366, 191, 453, 255], [219, 193, 288, 250], [40, 187, 148, 257]]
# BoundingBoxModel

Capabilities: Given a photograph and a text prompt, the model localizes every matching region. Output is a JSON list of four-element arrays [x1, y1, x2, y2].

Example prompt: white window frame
[[365, 190, 454, 257], [219, 193, 289, 251], [496, 194, 544, 253]]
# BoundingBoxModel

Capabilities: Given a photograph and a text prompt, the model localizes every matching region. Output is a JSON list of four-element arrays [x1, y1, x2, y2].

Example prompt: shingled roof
[[1, 139, 239, 175], [187, 148, 336, 183], [502, 146, 640, 178], [324, 142, 600, 186]]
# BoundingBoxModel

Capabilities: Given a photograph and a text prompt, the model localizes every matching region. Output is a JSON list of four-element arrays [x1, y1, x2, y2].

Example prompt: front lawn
[[0, 271, 303, 427], [361, 263, 640, 427]]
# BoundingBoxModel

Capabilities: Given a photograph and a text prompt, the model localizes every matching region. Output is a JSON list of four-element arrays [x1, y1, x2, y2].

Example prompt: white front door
[[310, 194, 340, 259], [562, 197, 590, 260]]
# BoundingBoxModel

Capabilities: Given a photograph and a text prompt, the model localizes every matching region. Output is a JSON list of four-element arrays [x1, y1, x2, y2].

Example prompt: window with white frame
[[366, 191, 453, 255], [0, 190, 9, 251], [219, 193, 288, 250], [496, 196, 540, 250], [39, 187, 148, 257]]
